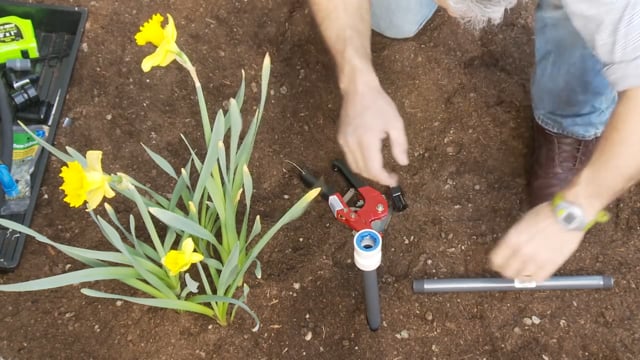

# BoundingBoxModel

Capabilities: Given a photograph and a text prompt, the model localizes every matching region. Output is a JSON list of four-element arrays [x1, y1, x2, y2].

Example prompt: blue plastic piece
[[355, 229, 381, 252], [0, 164, 18, 197]]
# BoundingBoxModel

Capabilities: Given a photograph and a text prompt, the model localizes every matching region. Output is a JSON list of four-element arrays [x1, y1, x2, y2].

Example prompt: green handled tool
[[0, 16, 39, 64]]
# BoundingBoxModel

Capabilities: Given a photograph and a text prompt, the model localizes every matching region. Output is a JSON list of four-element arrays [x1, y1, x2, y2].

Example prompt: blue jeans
[[370, 0, 617, 140]]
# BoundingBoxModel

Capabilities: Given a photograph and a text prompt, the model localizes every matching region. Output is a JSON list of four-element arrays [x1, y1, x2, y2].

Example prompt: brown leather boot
[[528, 122, 599, 207]]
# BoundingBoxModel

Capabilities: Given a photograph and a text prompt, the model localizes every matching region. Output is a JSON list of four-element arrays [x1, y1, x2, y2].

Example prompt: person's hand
[[338, 81, 409, 186], [489, 202, 585, 283]]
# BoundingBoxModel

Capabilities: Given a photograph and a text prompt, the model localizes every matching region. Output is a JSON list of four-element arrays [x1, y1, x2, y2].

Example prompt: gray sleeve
[[563, 0, 640, 91]]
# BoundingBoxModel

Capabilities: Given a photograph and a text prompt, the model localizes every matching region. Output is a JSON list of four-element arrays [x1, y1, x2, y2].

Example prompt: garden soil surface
[[1, 0, 640, 359]]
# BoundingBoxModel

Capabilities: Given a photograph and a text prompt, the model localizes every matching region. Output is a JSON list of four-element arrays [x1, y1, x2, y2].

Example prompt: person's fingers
[[512, 257, 543, 281], [388, 121, 409, 166], [338, 88, 407, 186], [489, 234, 517, 273], [342, 145, 363, 180], [493, 237, 562, 282], [490, 230, 536, 279], [338, 131, 364, 176], [499, 251, 530, 279], [359, 137, 398, 186], [520, 243, 565, 283], [533, 263, 558, 283]]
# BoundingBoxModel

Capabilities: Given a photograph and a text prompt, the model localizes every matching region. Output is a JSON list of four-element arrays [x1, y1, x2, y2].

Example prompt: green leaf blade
[[141, 143, 177, 179]]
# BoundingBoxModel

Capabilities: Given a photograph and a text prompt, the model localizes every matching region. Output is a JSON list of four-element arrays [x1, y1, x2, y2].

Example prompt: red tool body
[[291, 159, 400, 235], [326, 184, 389, 234]]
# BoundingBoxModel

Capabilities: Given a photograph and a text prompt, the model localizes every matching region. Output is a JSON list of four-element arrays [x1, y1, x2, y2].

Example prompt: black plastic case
[[0, 1, 87, 271]]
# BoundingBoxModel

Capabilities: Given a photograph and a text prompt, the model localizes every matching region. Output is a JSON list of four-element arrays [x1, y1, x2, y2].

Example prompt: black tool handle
[[331, 159, 365, 189], [299, 168, 334, 201], [389, 185, 408, 212]]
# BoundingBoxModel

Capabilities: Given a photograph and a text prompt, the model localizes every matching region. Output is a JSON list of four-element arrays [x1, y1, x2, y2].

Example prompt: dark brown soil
[[1, 0, 640, 359]]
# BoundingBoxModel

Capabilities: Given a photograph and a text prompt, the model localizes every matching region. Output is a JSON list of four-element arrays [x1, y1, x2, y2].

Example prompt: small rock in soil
[[560, 319, 568, 328], [304, 331, 312, 341], [523, 317, 533, 326], [513, 326, 522, 334], [395, 330, 410, 339], [531, 316, 541, 324], [425, 311, 433, 321], [445, 143, 461, 155]]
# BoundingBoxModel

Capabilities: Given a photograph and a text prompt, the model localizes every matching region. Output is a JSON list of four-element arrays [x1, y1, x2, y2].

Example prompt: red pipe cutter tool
[[289, 159, 408, 234]]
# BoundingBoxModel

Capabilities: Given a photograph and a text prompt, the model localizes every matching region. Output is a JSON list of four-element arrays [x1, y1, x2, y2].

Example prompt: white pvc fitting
[[353, 229, 382, 271]]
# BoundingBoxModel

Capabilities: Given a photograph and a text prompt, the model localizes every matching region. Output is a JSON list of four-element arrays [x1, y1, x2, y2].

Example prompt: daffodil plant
[[0, 13, 319, 330]]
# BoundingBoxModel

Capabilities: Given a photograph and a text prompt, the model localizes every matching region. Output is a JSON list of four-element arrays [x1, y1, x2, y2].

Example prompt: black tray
[[0, 1, 87, 271]]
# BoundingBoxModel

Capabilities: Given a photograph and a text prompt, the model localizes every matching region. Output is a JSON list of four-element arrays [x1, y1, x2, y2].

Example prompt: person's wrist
[[561, 172, 610, 220], [554, 174, 611, 231], [338, 57, 379, 96], [551, 192, 609, 232]]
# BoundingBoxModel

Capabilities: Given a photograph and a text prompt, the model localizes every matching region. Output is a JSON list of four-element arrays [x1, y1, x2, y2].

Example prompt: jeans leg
[[370, 0, 438, 39], [531, 0, 617, 140]]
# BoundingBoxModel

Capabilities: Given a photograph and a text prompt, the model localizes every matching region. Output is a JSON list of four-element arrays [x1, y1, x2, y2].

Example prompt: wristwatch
[[551, 193, 610, 231]]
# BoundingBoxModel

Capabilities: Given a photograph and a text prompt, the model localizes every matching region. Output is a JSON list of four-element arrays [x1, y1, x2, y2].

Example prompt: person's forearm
[[563, 87, 640, 217], [308, 0, 379, 93]]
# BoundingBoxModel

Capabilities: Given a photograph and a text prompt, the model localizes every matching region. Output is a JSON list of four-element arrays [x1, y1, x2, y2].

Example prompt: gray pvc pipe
[[363, 269, 381, 331], [413, 275, 614, 293]]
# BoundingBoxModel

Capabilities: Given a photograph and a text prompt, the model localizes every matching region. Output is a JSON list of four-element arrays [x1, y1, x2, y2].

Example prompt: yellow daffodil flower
[[135, 13, 180, 72], [59, 151, 115, 210], [162, 238, 204, 276]]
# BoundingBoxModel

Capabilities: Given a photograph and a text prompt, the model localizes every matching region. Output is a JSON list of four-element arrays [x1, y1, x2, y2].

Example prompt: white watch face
[[560, 210, 580, 229], [557, 203, 586, 230]]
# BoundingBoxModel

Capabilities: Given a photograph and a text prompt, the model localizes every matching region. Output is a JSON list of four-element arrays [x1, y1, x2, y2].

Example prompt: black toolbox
[[0, 1, 87, 271]]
